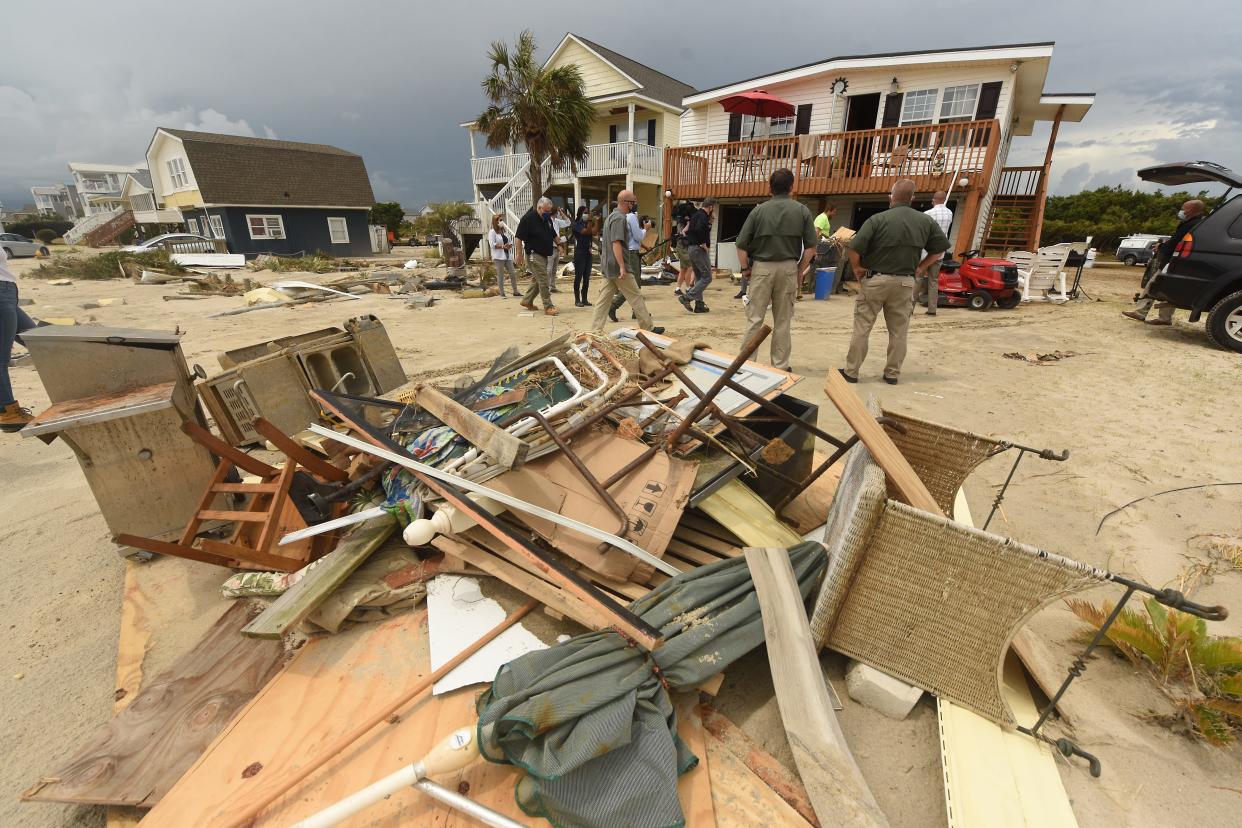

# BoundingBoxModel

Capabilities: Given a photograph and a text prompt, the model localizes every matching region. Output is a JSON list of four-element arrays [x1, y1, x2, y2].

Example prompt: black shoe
[[651, 326, 666, 335], [679, 295, 693, 312], [674, 288, 683, 297], [837, 368, 858, 384], [692, 301, 709, 314], [883, 376, 899, 385], [733, 291, 745, 299], [631, 312, 637, 320], [574, 301, 584, 307], [582, 300, 593, 306], [608, 306, 619, 323]]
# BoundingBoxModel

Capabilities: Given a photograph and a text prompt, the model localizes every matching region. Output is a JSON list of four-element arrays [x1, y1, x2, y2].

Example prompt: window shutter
[[647, 119, 657, 146], [609, 124, 617, 143], [881, 93, 903, 128], [975, 81, 1002, 120], [794, 104, 813, 135], [727, 112, 742, 143]]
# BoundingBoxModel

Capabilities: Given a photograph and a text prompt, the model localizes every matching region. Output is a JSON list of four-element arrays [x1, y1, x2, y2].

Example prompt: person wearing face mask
[[1123, 199, 1206, 326], [591, 190, 663, 334], [679, 197, 716, 313]]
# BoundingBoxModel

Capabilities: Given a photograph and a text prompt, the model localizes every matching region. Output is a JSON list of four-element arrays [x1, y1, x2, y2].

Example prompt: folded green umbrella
[[476, 541, 827, 828]]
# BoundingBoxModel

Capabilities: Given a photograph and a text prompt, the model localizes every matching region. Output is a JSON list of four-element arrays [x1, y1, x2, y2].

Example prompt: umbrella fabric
[[475, 541, 827, 828], [718, 89, 796, 119]]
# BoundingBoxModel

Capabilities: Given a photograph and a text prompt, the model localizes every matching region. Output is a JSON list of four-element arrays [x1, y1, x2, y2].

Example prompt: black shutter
[[794, 103, 813, 135], [647, 118, 657, 145], [727, 112, 742, 143], [609, 124, 617, 143], [881, 93, 903, 128], [976, 82, 1002, 120]]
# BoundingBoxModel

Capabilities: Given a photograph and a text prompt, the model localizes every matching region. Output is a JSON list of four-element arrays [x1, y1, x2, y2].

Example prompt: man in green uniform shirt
[[839, 179, 949, 385], [735, 168, 817, 371]]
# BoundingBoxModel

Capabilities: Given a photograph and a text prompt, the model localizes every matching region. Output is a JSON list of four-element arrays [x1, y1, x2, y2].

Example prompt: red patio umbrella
[[719, 89, 796, 139]]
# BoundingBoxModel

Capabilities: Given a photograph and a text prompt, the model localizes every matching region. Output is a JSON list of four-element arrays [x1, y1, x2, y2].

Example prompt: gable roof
[[156, 129, 375, 208], [685, 42, 1059, 105], [552, 34, 696, 109]]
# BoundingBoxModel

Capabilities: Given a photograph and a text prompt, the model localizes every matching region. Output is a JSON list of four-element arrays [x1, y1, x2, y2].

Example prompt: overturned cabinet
[[197, 315, 407, 445], [20, 326, 218, 541]]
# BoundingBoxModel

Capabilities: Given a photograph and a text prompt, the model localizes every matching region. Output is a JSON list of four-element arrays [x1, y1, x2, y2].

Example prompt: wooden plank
[[198, 539, 309, 573], [699, 478, 804, 548], [413, 384, 528, 469], [241, 514, 398, 639], [780, 450, 844, 535], [23, 602, 284, 808], [252, 417, 349, 482], [700, 703, 819, 827], [142, 608, 555, 828], [181, 420, 278, 478], [705, 727, 813, 828], [106, 561, 154, 828], [114, 533, 235, 569], [197, 509, 269, 523], [672, 524, 742, 556], [744, 547, 889, 828], [823, 366, 942, 515], [675, 694, 718, 827], [210, 482, 280, 494]]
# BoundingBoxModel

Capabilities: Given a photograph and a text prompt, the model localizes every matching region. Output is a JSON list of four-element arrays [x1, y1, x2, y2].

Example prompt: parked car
[[0, 232, 49, 258], [1116, 234, 1167, 266], [121, 233, 222, 254], [1139, 160, 1242, 353]]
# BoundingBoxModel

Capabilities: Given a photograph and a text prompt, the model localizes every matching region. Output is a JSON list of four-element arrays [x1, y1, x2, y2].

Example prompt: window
[[900, 89, 938, 125], [768, 116, 796, 137], [187, 218, 200, 234], [167, 157, 189, 189], [247, 214, 286, 239], [327, 217, 349, 244], [940, 85, 979, 121], [209, 215, 225, 239]]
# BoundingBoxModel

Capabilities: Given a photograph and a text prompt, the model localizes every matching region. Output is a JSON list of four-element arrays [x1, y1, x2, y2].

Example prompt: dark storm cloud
[[2, 0, 1239, 212]]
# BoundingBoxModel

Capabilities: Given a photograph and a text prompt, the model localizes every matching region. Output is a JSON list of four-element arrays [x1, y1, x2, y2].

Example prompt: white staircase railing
[[488, 158, 551, 231], [64, 207, 124, 244]]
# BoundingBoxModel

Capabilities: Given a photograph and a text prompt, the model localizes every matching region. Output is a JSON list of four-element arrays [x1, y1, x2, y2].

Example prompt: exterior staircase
[[63, 207, 124, 245], [84, 209, 136, 247], [478, 157, 551, 232], [981, 167, 1044, 255]]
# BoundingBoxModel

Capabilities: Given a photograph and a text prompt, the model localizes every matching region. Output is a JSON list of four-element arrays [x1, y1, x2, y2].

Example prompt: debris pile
[[11, 317, 1230, 827]]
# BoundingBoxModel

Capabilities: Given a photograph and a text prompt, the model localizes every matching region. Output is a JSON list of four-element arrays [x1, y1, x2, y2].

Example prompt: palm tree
[[411, 201, 475, 241], [476, 30, 595, 206]]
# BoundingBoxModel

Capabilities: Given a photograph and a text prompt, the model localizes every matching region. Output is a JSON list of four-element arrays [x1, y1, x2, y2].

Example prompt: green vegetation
[[369, 202, 405, 234], [247, 254, 355, 273], [1069, 596, 1242, 744], [410, 202, 474, 241], [26, 249, 187, 281], [3, 219, 73, 240], [475, 30, 595, 200], [1041, 186, 1223, 250], [34, 229, 57, 243]]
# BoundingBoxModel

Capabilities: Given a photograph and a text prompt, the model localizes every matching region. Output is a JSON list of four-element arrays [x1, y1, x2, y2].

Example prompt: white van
[[1115, 234, 1168, 266]]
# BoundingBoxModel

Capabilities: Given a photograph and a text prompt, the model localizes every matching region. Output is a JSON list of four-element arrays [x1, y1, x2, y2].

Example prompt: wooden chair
[[115, 419, 349, 571]]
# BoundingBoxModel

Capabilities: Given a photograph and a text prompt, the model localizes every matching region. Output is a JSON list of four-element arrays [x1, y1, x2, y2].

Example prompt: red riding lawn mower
[[923, 250, 1023, 310]]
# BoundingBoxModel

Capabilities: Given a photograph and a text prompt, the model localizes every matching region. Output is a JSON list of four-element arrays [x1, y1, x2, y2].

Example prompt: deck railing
[[665, 118, 1001, 199], [476, 142, 663, 185], [471, 152, 530, 183], [996, 166, 1043, 197]]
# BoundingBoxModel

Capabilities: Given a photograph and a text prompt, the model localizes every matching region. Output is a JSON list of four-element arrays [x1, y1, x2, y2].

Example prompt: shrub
[[5, 219, 73, 240], [34, 229, 57, 244], [26, 250, 187, 281]]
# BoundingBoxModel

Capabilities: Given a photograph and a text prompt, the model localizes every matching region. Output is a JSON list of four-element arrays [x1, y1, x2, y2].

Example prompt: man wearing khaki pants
[[839, 179, 950, 385], [735, 168, 817, 371]]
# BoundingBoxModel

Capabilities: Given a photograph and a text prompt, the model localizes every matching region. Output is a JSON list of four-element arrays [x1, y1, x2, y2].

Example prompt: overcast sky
[[2, 0, 1238, 213]]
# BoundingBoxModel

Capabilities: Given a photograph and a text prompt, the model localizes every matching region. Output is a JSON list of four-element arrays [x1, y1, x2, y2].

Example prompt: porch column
[[626, 103, 636, 191], [573, 177, 582, 212], [1029, 104, 1066, 251], [507, 143, 515, 176], [955, 186, 984, 256], [468, 128, 477, 158]]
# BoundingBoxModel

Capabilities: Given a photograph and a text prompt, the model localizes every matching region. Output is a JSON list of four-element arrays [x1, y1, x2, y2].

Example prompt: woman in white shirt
[[488, 215, 518, 298], [1, 247, 37, 432]]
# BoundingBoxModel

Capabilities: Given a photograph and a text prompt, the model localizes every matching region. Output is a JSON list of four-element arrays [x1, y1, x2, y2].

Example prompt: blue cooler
[[814, 267, 836, 300]]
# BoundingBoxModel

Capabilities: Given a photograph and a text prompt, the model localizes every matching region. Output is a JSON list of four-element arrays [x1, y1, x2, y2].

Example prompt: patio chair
[[1011, 243, 1086, 302], [809, 402, 1109, 727]]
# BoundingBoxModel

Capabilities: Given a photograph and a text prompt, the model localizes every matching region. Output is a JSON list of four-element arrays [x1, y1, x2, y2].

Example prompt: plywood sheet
[[24, 602, 283, 808]]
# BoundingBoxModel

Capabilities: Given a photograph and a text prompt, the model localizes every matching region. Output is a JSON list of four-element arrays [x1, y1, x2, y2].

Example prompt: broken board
[[23, 602, 284, 808]]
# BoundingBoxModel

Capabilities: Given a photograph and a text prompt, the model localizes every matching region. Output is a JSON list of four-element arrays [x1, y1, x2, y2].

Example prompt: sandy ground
[[2, 248, 1240, 827]]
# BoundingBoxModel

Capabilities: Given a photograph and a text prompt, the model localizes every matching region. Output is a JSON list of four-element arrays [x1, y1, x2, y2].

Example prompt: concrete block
[[845, 661, 924, 719]]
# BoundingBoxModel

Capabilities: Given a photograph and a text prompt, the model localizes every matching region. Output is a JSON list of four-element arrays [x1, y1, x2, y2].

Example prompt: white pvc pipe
[[308, 424, 682, 577], [293, 774, 524, 828], [278, 505, 387, 546]]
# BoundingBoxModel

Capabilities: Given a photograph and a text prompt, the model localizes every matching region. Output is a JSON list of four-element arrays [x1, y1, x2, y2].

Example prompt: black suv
[[1138, 161, 1242, 353]]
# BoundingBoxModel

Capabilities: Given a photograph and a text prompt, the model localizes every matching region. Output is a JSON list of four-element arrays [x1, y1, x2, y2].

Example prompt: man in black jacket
[[1123, 199, 1205, 326], [679, 197, 716, 313], [515, 196, 559, 315]]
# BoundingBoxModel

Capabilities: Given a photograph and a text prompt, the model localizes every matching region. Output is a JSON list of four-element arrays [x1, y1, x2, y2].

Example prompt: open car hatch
[[1138, 160, 1242, 188]]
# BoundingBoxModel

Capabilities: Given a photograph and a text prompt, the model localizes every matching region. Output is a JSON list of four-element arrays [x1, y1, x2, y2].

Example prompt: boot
[[0, 401, 34, 433], [692, 301, 710, 314], [608, 305, 619, 323]]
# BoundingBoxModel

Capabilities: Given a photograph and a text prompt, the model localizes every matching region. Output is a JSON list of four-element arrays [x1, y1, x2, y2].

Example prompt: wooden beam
[[413, 384, 528, 469], [697, 478, 805, 548], [822, 370, 942, 515], [197, 509, 269, 523], [744, 547, 889, 828], [252, 417, 349, 482], [241, 514, 397, 639], [181, 421, 278, 478], [198, 539, 309, 573], [113, 533, 235, 569]]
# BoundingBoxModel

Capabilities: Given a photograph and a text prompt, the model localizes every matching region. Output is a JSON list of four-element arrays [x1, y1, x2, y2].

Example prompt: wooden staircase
[[84, 209, 136, 247], [981, 167, 1044, 255]]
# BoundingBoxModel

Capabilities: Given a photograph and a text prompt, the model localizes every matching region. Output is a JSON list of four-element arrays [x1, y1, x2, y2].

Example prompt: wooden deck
[[665, 118, 1001, 200]]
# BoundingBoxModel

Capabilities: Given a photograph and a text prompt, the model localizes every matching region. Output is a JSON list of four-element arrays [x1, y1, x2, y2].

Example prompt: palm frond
[[1066, 598, 1166, 667], [1195, 638, 1242, 674]]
